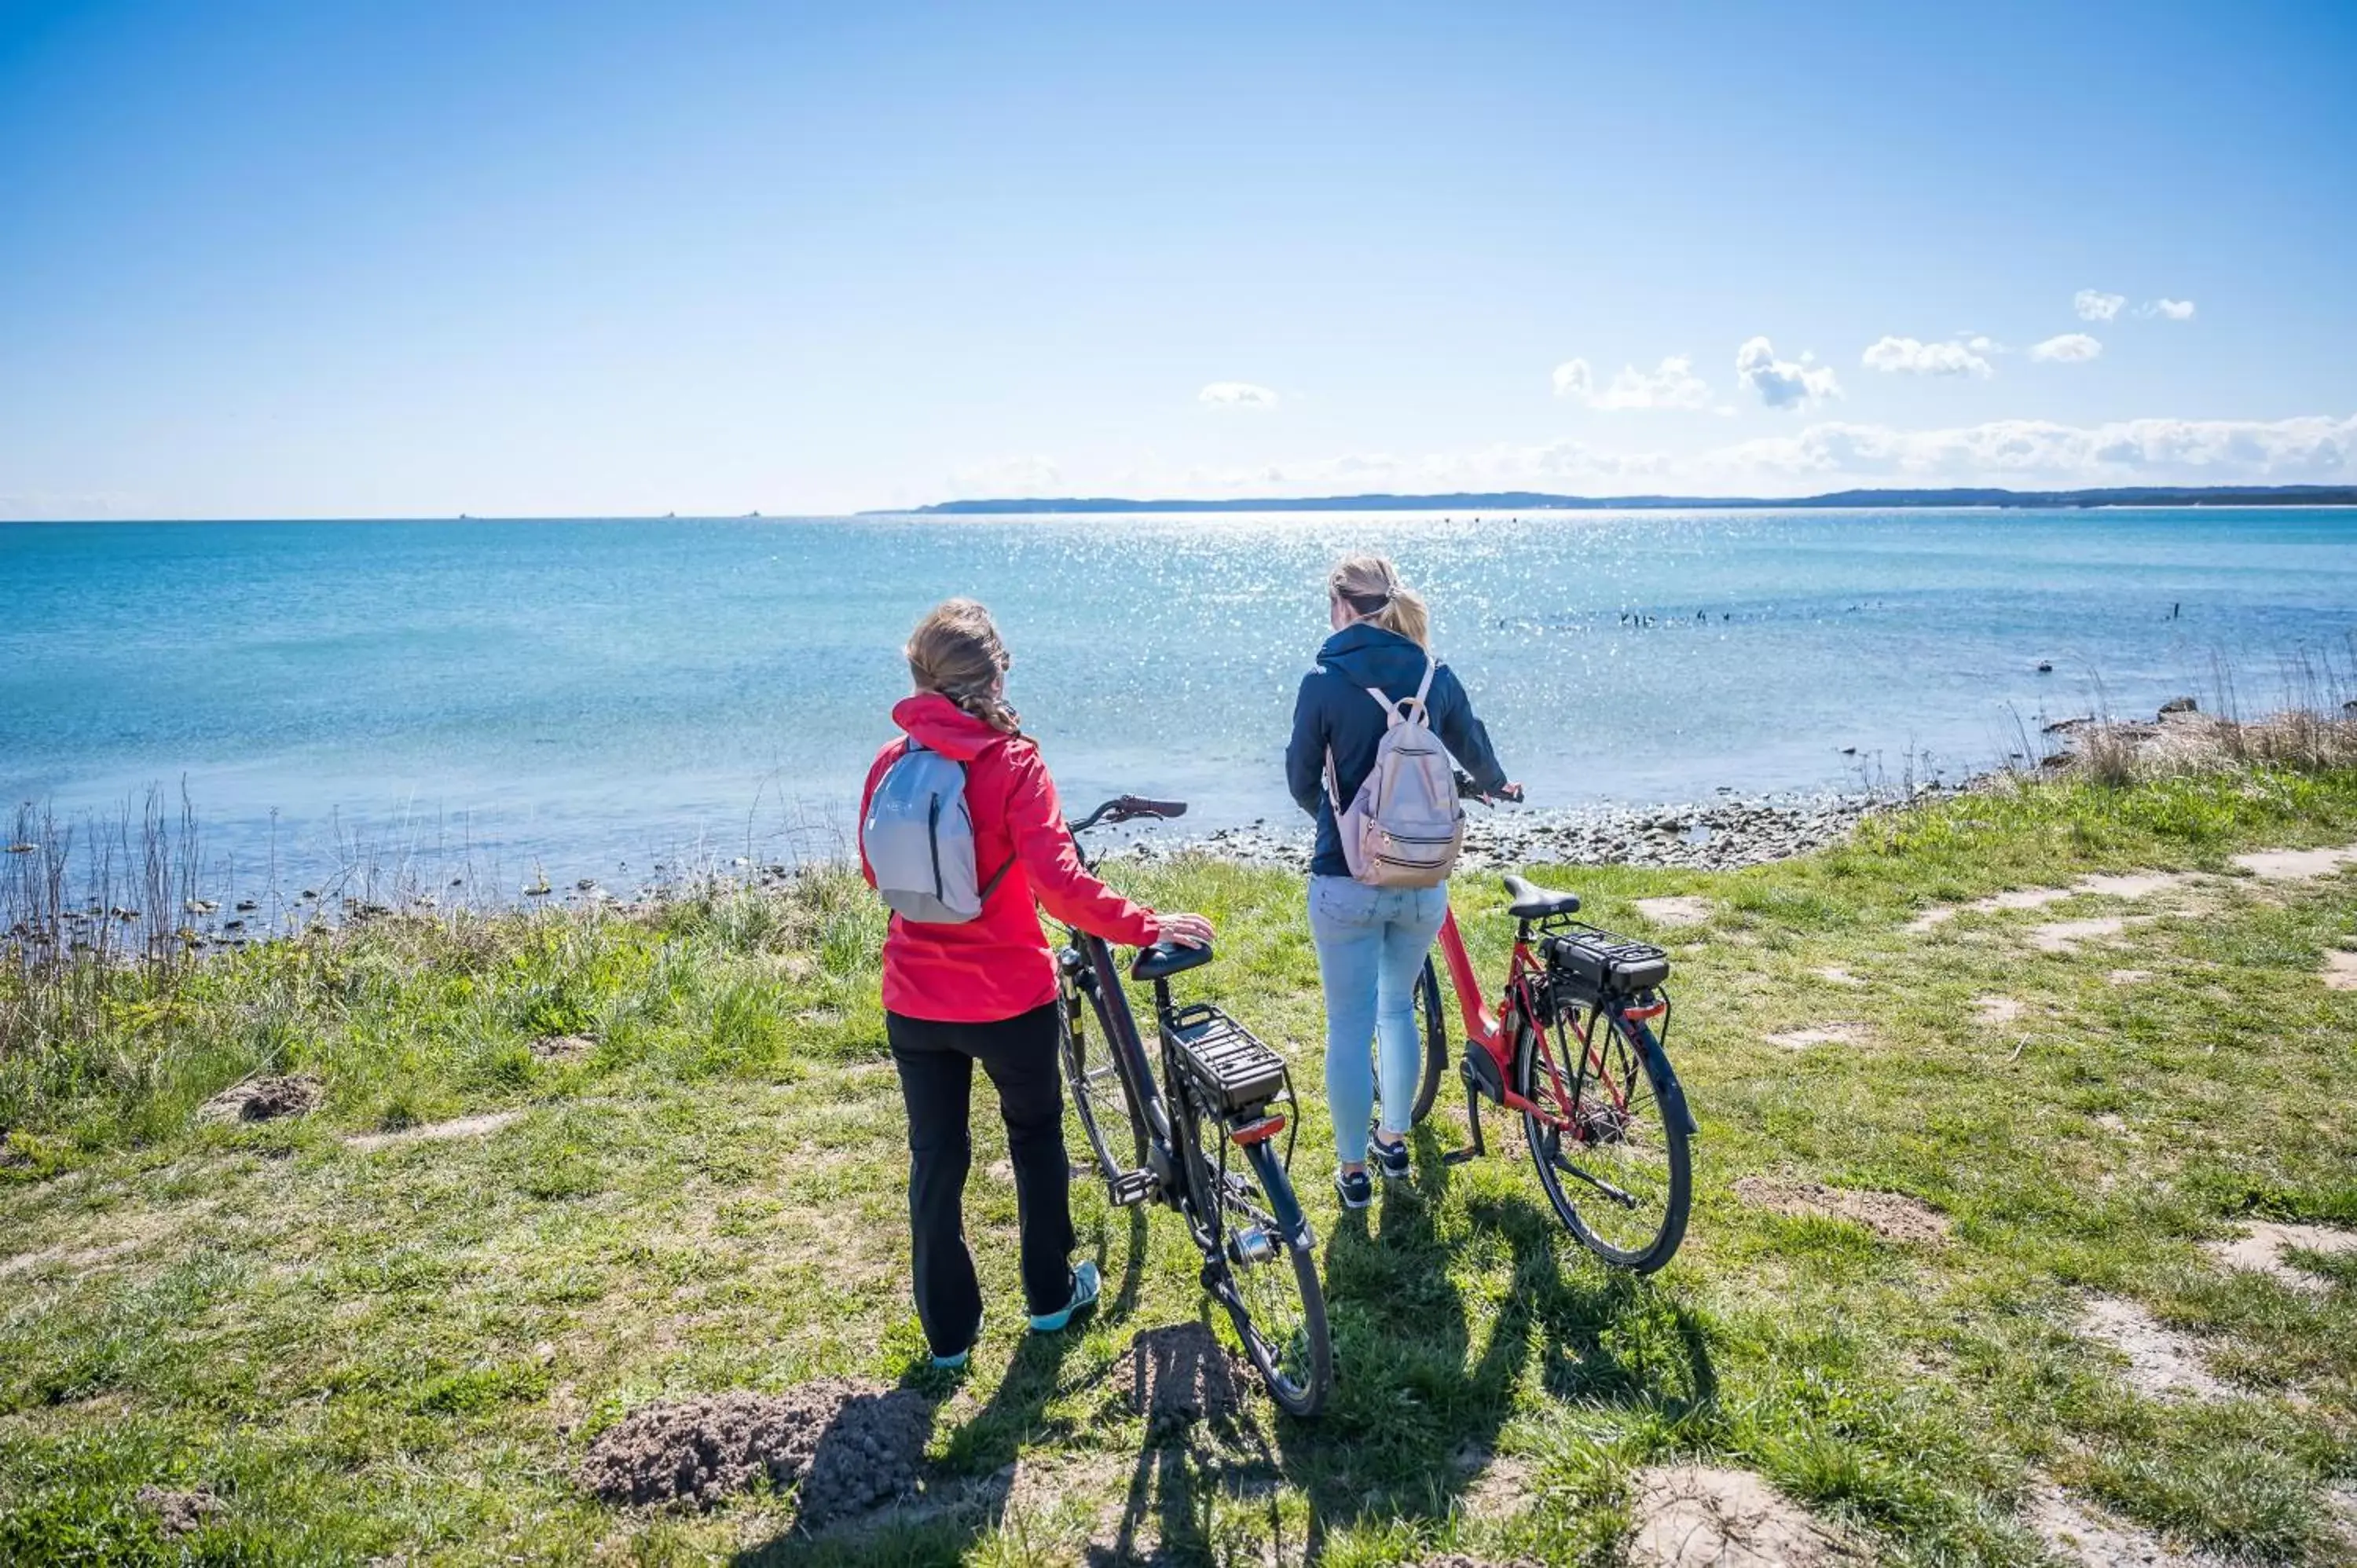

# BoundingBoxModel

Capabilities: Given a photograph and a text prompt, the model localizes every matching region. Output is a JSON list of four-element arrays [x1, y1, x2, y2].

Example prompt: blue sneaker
[[1333, 1167, 1373, 1210], [1029, 1260, 1100, 1333], [1369, 1129, 1412, 1182], [929, 1347, 970, 1371]]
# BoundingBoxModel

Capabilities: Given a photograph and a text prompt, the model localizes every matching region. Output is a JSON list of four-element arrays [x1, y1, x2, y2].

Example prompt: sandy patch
[[1988, 888, 2077, 911], [1907, 870, 2198, 936], [532, 1034, 596, 1061], [2203, 1221, 2357, 1291], [2080, 1297, 2228, 1401], [345, 1111, 522, 1152], [2322, 951, 2357, 991], [2107, 969, 2153, 986], [197, 1074, 321, 1125], [1127, 1322, 1248, 1440], [2029, 916, 2154, 954], [1812, 967, 1864, 987], [1626, 1464, 1849, 1567], [1413, 1557, 1544, 1568], [1764, 1024, 1869, 1051], [136, 1486, 226, 1537], [577, 1379, 930, 1523], [1635, 896, 1713, 928], [0, 1236, 146, 1281], [1970, 995, 2025, 1025], [2231, 845, 2357, 881], [2077, 872, 2193, 898], [2025, 1482, 2213, 1567], [1733, 1176, 1951, 1244]]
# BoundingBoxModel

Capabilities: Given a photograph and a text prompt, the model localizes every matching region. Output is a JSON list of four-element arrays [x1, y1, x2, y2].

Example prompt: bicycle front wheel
[[1516, 1009, 1692, 1273], [1060, 987, 1149, 1180]]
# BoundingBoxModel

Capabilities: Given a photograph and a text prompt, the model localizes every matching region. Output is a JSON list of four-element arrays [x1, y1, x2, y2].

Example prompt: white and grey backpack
[[1325, 658, 1465, 888], [861, 739, 1013, 922]]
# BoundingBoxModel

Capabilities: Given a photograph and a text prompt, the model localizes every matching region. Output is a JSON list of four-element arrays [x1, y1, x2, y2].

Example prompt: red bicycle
[[1405, 781, 1695, 1273]]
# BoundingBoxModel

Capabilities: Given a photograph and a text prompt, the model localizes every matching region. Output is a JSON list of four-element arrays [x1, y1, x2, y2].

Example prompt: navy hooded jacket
[[1285, 622, 1508, 878]]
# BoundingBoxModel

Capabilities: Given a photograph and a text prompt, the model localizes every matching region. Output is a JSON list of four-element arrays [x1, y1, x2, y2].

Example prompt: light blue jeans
[[1309, 875, 1450, 1166]]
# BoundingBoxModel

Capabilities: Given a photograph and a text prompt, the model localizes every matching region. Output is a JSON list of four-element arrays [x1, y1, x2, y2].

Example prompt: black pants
[[886, 1002, 1076, 1357]]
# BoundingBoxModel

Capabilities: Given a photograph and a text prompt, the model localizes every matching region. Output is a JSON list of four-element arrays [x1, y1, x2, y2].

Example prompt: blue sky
[[2, 0, 2352, 516]]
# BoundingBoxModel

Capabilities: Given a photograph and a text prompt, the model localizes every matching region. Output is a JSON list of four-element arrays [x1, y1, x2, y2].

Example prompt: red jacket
[[859, 694, 1161, 1022]]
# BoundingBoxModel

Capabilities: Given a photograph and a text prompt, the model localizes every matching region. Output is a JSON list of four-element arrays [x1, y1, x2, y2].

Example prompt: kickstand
[[1442, 1075, 1487, 1166]]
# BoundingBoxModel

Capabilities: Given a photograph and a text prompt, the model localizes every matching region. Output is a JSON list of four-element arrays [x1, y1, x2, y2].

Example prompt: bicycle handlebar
[[1068, 794, 1190, 834], [1455, 771, 1524, 806]]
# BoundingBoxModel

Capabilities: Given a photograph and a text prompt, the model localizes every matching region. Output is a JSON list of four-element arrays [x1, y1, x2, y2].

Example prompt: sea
[[5, 509, 2355, 900]]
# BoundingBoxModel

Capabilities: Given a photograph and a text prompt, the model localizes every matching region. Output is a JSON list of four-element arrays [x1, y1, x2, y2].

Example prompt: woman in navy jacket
[[1285, 555, 1508, 1208]]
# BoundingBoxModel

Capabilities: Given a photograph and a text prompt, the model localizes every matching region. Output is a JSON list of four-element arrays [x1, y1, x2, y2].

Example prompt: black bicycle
[[1054, 795, 1332, 1418]]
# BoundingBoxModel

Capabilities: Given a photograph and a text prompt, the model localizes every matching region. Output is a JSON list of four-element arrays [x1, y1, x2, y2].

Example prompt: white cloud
[[2029, 332, 2103, 364], [1860, 335, 1995, 378], [1199, 381, 1280, 408], [1083, 409, 2356, 504], [1552, 354, 1714, 411], [2143, 298, 2197, 321], [2073, 289, 2127, 322], [949, 455, 1061, 496], [1736, 336, 1841, 409], [1706, 412, 2356, 485]]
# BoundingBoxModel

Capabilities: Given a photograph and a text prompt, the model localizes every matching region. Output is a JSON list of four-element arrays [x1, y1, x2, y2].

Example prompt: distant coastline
[[878, 484, 2357, 516]]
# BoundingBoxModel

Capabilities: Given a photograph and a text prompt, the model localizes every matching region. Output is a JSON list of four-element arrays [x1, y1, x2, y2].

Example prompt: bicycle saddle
[[1501, 874, 1582, 920], [1131, 940, 1215, 981]]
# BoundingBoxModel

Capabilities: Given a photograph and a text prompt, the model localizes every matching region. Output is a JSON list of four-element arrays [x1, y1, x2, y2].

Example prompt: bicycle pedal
[[1107, 1170, 1157, 1207]]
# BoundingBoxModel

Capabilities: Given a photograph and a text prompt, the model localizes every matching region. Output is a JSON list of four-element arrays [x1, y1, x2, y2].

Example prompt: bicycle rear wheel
[[1177, 1092, 1330, 1417], [1516, 1009, 1691, 1273], [1060, 986, 1149, 1180]]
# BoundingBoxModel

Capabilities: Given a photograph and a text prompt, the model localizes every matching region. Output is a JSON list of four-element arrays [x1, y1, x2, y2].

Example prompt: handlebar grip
[[1120, 796, 1188, 819]]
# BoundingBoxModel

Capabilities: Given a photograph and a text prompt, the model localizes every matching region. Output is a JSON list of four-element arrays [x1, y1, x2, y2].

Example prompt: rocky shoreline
[[1103, 788, 1903, 874]]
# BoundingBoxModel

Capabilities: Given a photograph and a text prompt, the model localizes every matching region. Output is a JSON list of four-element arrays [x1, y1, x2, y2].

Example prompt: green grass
[[4, 768, 2356, 1564]]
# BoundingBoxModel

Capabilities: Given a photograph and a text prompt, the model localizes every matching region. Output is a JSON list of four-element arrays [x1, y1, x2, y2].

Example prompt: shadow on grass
[[731, 1134, 1713, 1564], [731, 1328, 1078, 1566]]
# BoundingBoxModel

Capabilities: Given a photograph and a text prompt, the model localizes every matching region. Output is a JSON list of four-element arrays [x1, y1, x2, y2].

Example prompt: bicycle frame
[[1432, 905, 1668, 1141]]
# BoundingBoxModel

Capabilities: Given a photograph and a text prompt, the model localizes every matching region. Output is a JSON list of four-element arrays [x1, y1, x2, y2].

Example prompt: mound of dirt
[[1635, 896, 1713, 928], [2322, 951, 2357, 991], [532, 1034, 596, 1060], [1412, 1555, 1544, 1568], [137, 1485, 225, 1537], [198, 1074, 321, 1124], [577, 1378, 932, 1524], [1628, 1465, 1849, 1567], [1127, 1322, 1248, 1439], [1734, 1176, 1950, 1244]]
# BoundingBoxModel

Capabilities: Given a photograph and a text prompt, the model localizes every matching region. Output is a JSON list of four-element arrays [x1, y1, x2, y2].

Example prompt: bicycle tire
[[1173, 1084, 1332, 1417], [1516, 1009, 1691, 1273], [1059, 983, 1149, 1180]]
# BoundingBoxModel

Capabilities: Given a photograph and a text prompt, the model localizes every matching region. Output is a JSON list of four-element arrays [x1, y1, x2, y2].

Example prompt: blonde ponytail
[[905, 599, 1022, 735], [1328, 555, 1429, 648]]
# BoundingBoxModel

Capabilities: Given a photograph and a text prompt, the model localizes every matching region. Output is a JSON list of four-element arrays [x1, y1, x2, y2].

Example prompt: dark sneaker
[[1333, 1167, 1373, 1210], [1369, 1133, 1412, 1182]]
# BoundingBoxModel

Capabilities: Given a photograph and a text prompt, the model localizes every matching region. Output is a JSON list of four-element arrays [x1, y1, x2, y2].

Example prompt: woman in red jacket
[[859, 599, 1212, 1369]]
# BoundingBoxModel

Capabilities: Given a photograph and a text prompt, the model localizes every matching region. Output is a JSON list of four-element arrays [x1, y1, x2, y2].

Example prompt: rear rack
[[1164, 1003, 1288, 1118], [1542, 924, 1672, 1003]]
